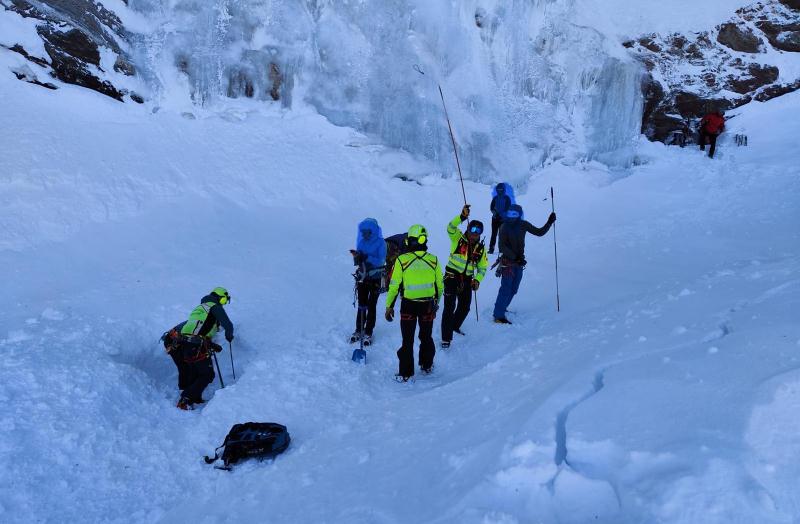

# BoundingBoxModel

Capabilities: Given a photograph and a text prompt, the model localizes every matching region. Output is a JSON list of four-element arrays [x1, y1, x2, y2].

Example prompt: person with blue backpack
[[488, 182, 515, 254], [349, 218, 386, 346], [493, 204, 556, 324]]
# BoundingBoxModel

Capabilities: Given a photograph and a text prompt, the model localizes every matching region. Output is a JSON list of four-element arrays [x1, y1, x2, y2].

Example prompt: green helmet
[[211, 286, 231, 305], [407, 224, 428, 245]]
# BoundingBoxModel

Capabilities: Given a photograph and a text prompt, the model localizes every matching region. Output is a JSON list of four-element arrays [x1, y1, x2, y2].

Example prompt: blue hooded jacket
[[491, 183, 516, 218], [355, 218, 386, 279]]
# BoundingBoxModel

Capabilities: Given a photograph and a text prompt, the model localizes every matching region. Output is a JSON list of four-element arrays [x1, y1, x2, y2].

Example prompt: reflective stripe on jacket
[[445, 215, 488, 281], [386, 250, 444, 307], [181, 302, 219, 338]]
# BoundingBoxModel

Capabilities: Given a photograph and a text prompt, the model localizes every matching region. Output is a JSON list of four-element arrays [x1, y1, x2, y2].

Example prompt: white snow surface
[[1, 52, 800, 523]]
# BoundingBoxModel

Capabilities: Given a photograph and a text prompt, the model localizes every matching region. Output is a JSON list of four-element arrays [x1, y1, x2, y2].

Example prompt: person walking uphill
[[493, 205, 556, 324], [489, 183, 515, 254], [385, 225, 444, 381], [176, 287, 234, 410], [349, 218, 386, 346], [441, 205, 488, 348], [698, 110, 725, 158]]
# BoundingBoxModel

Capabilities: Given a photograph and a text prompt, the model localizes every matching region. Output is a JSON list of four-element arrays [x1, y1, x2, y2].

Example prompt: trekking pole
[[413, 65, 468, 207], [211, 350, 225, 389], [550, 187, 561, 312], [229, 341, 236, 380]]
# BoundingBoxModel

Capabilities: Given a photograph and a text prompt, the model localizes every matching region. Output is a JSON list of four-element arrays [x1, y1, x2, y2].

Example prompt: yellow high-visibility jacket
[[386, 250, 444, 307], [445, 215, 488, 281]]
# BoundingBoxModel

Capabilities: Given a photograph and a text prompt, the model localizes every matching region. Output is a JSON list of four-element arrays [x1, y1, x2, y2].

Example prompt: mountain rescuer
[[698, 109, 725, 158], [440, 205, 488, 348], [493, 205, 556, 324], [488, 183, 515, 254], [349, 218, 386, 346], [385, 225, 444, 381], [176, 287, 234, 409]]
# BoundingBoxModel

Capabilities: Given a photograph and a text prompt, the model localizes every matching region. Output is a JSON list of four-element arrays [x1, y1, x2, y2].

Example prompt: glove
[[461, 205, 470, 220], [225, 332, 234, 343], [432, 300, 439, 314], [547, 212, 556, 224], [471, 279, 480, 291], [385, 307, 394, 322], [210, 342, 223, 353]]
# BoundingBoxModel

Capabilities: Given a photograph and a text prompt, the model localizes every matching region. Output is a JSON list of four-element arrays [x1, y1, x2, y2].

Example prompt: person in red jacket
[[698, 110, 725, 158]]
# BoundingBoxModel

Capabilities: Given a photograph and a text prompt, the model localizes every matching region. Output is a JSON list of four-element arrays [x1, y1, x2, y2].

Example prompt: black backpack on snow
[[204, 422, 290, 470]]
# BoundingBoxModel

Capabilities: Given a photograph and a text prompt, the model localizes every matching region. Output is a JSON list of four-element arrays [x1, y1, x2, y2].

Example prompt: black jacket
[[498, 219, 552, 264], [197, 293, 234, 339]]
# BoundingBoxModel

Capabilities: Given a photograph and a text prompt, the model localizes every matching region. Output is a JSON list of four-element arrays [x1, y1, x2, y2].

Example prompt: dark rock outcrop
[[627, 0, 800, 142], [3, 0, 135, 101], [716, 23, 763, 52]]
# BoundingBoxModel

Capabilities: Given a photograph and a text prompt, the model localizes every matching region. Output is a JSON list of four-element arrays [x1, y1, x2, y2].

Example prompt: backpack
[[204, 422, 291, 470], [161, 326, 181, 354]]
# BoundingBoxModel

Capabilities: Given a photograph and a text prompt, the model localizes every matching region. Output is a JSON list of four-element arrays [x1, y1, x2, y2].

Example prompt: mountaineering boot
[[441, 340, 451, 349], [349, 331, 361, 344], [363, 334, 373, 347], [420, 366, 433, 375], [176, 397, 192, 410], [493, 317, 512, 325], [454, 328, 465, 336], [394, 373, 412, 383]]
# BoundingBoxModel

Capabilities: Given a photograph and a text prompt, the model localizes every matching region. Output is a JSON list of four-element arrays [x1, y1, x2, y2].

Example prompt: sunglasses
[[468, 225, 483, 234], [505, 210, 521, 219]]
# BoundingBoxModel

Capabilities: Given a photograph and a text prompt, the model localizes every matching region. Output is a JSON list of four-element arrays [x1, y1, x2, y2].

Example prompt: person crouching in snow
[[349, 218, 386, 347], [176, 287, 234, 410]]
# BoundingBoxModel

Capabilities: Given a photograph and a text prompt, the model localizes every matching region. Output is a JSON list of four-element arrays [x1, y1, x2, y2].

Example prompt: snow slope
[[1, 50, 799, 523]]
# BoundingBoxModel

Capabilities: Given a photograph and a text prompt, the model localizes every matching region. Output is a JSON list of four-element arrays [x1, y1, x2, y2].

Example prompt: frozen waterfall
[[127, 0, 643, 181]]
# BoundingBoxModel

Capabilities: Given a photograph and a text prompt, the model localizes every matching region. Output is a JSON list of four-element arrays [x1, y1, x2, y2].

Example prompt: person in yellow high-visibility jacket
[[441, 205, 488, 348], [385, 224, 444, 381]]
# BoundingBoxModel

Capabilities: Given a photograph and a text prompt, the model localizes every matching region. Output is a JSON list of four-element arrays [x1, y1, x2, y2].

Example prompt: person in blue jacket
[[349, 218, 386, 346], [488, 182, 515, 254]]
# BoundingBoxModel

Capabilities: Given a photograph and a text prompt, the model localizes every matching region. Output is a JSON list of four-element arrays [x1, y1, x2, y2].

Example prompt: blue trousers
[[493, 265, 524, 320]]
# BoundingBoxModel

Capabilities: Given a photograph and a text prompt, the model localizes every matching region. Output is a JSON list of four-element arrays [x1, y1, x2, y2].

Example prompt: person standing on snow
[[440, 205, 488, 348], [698, 109, 725, 158], [493, 205, 556, 324], [176, 287, 234, 410], [488, 183, 515, 254], [385, 225, 444, 381], [349, 218, 386, 346]]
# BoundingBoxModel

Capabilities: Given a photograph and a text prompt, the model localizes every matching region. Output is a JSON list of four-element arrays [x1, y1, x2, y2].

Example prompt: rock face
[[1, 0, 141, 102], [625, 0, 800, 142]]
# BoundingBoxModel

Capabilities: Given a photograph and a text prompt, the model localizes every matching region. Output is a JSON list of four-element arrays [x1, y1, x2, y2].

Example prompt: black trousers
[[181, 357, 214, 403], [168, 347, 190, 390], [489, 215, 503, 251], [699, 130, 718, 158], [441, 271, 472, 342], [397, 298, 436, 378], [355, 279, 381, 336], [180, 338, 215, 403]]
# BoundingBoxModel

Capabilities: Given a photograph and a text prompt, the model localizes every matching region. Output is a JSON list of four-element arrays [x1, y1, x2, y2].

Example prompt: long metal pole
[[211, 350, 225, 388], [229, 341, 236, 380], [438, 84, 467, 207], [550, 187, 560, 312]]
